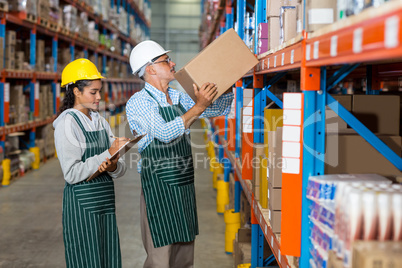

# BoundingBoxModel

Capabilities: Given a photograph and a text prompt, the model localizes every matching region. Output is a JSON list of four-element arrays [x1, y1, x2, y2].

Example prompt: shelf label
[[260, 214, 262, 223], [291, 50, 294, 64], [268, 58, 270, 69], [265, 225, 267, 235], [331, 35, 338, 57], [278, 250, 281, 262], [35, 82, 40, 100], [281, 53, 285, 66], [271, 236, 273, 246], [353, 28, 363, 53], [385, 16, 399, 48], [306, 44, 311, 60], [274, 56, 277, 67], [313, 41, 319, 59], [262, 59, 265, 70], [4, 83, 10, 102], [56, 84, 61, 98]]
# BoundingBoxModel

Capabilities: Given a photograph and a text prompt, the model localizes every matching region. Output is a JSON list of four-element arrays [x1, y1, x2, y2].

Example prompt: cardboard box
[[5, 58, 15, 69], [266, 0, 298, 17], [306, 0, 337, 32], [326, 95, 352, 131], [6, 31, 16, 46], [268, 127, 283, 188], [16, 51, 24, 70], [281, 7, 297, 43], [175, 29, 258, 102], [325, 134, 402, 177], [352, 95, 400, 135], [269, 209, 281, 233], [233, 228, 252, 267], [296, 3, 303, 33], [253, 143, 265, 201], [240, 191, 251, 227], [352, 241, 402, 268], [327, 251, 343, 268], [268, 183, 282, 211], [268, 17, 281, 50]]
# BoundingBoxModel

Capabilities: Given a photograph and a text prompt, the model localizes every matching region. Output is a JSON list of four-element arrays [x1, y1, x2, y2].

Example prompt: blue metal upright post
[[254, 0, 266, 54], [251, 224, 264, 268], [253, 88, 264, 144], [70, 44, 75, 61]]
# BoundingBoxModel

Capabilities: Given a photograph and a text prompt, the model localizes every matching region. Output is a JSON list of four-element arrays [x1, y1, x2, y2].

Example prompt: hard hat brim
[[133, 50, 171, 74]]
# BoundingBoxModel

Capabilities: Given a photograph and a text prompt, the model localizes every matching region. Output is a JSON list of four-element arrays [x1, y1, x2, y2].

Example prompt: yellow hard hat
[[61, 58, 105, 87]]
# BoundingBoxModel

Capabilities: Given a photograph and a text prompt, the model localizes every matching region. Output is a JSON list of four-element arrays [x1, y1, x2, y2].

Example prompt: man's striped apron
[[140, 90, 198, 248]]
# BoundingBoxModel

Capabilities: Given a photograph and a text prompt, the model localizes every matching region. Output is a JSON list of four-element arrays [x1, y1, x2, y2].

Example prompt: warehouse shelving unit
[[0, 0, 149, 185], [202, 0, 402, 267]]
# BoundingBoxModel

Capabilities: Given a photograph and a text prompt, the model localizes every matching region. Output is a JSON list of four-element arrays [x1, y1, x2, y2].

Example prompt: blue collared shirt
[[126, 82, 234, 173]]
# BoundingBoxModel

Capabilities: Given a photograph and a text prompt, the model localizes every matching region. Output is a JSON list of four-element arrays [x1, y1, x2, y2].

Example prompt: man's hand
[[193, 82, 218, 110]]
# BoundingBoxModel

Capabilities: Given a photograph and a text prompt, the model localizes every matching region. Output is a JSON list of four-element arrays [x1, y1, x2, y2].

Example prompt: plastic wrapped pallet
[[63, 5, 78, 32], [8, 0, 37, 15]]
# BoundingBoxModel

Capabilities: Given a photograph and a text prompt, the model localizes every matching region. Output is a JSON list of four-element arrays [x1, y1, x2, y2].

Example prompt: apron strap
[[68, 112, 87, 134], [144, 89, 162, 108]]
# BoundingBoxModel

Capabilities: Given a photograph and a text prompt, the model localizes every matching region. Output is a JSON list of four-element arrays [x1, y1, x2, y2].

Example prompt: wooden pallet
[[0, 1, 8, 12], [25, 13, 37, 24], [38, 17, 49, 28], [48, 21, 58, 32]]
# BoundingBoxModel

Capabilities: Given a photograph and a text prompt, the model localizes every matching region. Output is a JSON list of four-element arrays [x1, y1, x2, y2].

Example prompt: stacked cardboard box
[[265, 0, 297, 49], [37, 124, 55, 158], [9, 85, 29, 124], [240, 191, 251, 227], [252, 144, 265, 201], [39, 84, 54, 119], [37, 0, 51, 21], [233, 228, 252, 268], [352, 241, 402, 268], [305, 0, 337, 32], [6, 31, 16, 70], [36, 40, 45, 71], [257, 23, 269, 54], [8, 0, 37, 15], [326, 95, 401, 177]]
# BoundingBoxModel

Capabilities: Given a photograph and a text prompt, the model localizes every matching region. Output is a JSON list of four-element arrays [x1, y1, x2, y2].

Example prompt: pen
[[110, 135, 119, 139]]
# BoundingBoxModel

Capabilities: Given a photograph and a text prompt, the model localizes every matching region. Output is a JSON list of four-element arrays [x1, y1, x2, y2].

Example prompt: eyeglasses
[[152, 57, 172, 65]]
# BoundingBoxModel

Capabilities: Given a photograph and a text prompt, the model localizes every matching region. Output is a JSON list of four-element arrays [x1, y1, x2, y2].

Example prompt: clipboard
[[86, 134, 145, 182]]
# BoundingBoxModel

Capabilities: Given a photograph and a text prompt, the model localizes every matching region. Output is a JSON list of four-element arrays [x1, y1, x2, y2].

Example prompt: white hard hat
[[129, 40, 171, 75]]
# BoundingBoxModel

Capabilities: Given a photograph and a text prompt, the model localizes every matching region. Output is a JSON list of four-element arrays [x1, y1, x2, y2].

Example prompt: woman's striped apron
[[140, 90, 198, 248], [62, 112, 121, 268]]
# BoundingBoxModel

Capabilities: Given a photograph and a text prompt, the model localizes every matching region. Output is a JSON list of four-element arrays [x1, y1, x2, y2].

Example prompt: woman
[[53, 58, 128, 267]]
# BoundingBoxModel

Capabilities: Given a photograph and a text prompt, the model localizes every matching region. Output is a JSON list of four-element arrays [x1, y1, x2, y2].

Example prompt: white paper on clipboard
[[87, 134, 145, 181]]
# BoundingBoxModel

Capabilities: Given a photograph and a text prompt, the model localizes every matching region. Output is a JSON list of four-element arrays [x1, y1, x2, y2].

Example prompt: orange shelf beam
[[257, 42, 303, 74], [306, 4, 402, 66]]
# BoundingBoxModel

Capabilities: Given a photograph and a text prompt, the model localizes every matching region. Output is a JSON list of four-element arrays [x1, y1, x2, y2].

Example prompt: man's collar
[[145, 82, 173, 102]]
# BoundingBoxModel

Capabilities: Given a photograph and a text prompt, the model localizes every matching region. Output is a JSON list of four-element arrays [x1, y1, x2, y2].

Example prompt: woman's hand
[[98, 156, 119, 173], [108, 137, 130, 156]]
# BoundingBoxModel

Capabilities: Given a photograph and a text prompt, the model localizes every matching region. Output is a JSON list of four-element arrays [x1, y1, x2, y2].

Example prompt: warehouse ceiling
[[150, 0, 202, 71]]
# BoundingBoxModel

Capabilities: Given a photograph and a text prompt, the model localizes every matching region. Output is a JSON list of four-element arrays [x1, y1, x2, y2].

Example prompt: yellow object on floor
[[2, 159, 11, 186], [116, 113, 121, 125], [237, 264, 251, 268], [224, 209, 240, 253], [29, 147, 40, 170], [212, 162, 224, 189], [216, 179, 229, 214], [110, 115, 116, 128]]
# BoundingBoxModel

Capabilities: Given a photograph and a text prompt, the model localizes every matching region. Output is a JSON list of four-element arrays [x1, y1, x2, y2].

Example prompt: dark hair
[[56, 80, 92, 117]]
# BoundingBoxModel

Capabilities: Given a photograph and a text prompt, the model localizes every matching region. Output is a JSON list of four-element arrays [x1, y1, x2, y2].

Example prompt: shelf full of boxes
[[0, 0, 151, 186], [200, 0, 402, 268]]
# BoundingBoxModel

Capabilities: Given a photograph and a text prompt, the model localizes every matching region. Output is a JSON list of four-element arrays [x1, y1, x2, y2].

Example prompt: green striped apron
[[62, 112, 121, 268], [141, 90, 198, 248]]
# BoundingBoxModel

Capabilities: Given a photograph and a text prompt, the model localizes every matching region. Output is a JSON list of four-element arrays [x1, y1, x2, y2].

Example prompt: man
[[126, 40, 234, 268]]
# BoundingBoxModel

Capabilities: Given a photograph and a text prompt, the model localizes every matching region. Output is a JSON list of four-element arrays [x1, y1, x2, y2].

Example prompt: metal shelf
[[218, 134, 291, 268], [0, 116, 56, 136]]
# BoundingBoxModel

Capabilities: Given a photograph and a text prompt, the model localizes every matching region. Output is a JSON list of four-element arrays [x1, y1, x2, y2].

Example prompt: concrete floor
[[0, 120, 233, 268]]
